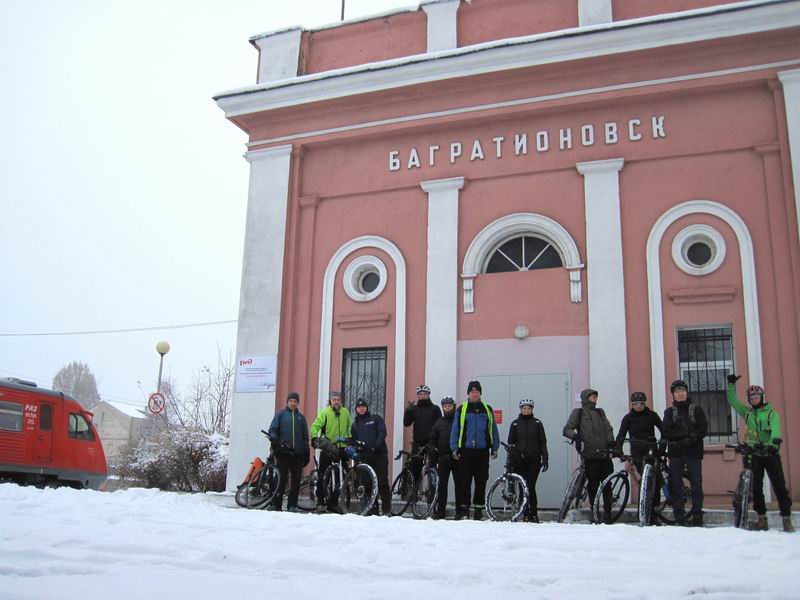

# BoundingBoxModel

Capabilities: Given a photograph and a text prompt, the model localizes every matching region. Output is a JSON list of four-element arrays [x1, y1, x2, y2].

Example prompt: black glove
[[303, 453, 311, 467], [768, 445, 780, 456], [452, 450, 460, 461], [311, 437, 321, 449], [491, 449, 498, 459], [727, 373, 741, 385], [541, 460, 549, 472]]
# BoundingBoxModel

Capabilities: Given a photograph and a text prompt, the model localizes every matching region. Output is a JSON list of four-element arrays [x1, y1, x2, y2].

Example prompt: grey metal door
[[479, 372, 571, 508]]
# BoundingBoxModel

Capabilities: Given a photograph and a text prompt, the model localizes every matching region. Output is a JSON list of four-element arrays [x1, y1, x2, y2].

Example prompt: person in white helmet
[[508, 398, 548, 522]]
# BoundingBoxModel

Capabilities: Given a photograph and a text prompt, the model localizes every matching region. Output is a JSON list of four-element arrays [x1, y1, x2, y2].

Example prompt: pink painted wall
[[613, 0, 744, 22], [457, 0, 577, 47], [300, 11, 426, 75]]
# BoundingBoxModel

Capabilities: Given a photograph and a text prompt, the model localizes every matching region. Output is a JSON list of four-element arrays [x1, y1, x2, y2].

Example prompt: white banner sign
[[235, 355, 277, 393]]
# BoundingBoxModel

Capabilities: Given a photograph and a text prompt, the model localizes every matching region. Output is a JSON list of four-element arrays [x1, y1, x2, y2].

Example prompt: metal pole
[[157, 354, 165, 394], [341, 0, 345, 21]]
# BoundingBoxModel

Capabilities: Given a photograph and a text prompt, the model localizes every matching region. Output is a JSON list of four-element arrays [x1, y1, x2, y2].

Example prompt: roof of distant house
[[105, 400, 147, 420]]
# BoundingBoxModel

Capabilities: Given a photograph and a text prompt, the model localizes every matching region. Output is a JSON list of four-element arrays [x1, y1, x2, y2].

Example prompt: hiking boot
[[751, 515, 768, 531], [327, 505, 344, 515], [473, 508, 484, 521], [286, 506, 298, 513], [454, 510, 467, 521], [783, 516, 796, 533], [691, 513, 704, 528], [432, 509, 446, 520], [265, 504, 281, 512]]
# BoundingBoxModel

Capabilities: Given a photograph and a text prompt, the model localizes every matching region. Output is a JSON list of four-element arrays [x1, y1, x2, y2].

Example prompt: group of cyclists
[[264, 375, 794, 531]]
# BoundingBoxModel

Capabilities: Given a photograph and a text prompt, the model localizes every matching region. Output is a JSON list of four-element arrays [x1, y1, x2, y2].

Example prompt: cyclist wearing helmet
[[563, 388, 617, 523], [427, 396, 457, 519], [450, 380, 500, 520], [615, 392, 663, 472], [662, 379, 708, 526], [351, 398, 392, 516], [404, 384, 442, 480], [507, 398, 548, 522], [726, 374, 794, 532]]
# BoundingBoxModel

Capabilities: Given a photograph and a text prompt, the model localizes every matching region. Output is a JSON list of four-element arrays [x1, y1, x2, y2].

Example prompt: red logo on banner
[[493, 409, 503, 424]]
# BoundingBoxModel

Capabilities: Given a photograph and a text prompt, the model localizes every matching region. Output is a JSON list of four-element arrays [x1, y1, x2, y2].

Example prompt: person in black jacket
[[427, 396, 457, 519], [351, 398, 391, 515], [662, 379, 708, 526], [615, 391, 663, 472], [507, 398, 548, 522], [267, 391, 310, 512], [404, 384, 441, 480]]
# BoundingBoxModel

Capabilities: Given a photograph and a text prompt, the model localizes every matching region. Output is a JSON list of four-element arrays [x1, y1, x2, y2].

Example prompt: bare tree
[[52, 361, 101, 409]]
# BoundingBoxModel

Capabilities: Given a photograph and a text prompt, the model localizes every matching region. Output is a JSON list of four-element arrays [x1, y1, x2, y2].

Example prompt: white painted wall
[[226, 145, 293, 492], [252, 28, 302, 84], [576, 158, 629, 433], [778, 69, 800, 240], [578, 0, 613, 27], [422, 0, 460, 53], [421, 177, 463, 400]]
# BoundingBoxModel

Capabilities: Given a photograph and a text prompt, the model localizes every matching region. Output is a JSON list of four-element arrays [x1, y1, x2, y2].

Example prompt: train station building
[[216, 0, 800, 506]]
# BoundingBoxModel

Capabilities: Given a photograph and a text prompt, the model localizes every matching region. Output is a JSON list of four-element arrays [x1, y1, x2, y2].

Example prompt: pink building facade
[[217, 0, 800, 507]]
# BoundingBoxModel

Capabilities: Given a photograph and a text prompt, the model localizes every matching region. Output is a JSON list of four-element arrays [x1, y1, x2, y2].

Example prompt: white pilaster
[[578, 0, 613, 27], [252, 28, 302, 83], [576, 158, 628, 431], [778, 69, 800, 240], [421, 177, 464, 400], [226, 144, 293, 491], [421, 0, 460, 53]]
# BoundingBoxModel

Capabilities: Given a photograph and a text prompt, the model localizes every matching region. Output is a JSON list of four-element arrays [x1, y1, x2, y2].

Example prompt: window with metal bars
[[341, 347, 387, 417], [676, 326, 737, 443], [485, 235, 563, 273]]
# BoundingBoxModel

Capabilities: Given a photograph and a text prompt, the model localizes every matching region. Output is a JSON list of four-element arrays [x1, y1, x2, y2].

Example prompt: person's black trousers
[[585, 457, 614, 518], [514, 459, 542, 517], [435, 454, 455, 516], [669, 455, 704, 518], [752, 454, 793, 516], [273, 453, 303, 509], [455, 448, 490, 514], [363, 451, 392, 515]]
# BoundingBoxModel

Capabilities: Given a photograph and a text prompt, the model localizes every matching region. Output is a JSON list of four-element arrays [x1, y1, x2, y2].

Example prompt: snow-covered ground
[[0, 484, 796, 600]]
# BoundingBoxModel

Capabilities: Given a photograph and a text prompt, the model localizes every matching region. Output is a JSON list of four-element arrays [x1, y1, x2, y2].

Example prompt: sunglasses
[[632, 401, 646, 406]]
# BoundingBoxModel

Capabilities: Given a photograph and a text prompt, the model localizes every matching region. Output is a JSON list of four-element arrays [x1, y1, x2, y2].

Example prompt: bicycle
[[410, 447, 439, 519], [633, 439, 690, 526], [389, 448, 426, 517], [295, 455, 319, 512], [234, 430, 281, 509], [486, 442, 529, 522], [557, 441, 590, 523], [592, 451, 634, 525], [320, 437, 379, 516], [727, 443, 772, 530]]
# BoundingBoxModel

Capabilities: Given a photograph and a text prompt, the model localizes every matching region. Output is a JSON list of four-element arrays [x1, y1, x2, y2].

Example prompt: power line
[[0, 319, 237, 337]]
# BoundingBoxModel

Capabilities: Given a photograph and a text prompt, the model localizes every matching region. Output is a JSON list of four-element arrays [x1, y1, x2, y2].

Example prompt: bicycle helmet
[[416, 384, 431, 395], [630, 391, 647, 404], [670, 379, 689, 394], [440, 396, 455, 406], [746, 385, 765, 404], [519, 398, 534, 408]]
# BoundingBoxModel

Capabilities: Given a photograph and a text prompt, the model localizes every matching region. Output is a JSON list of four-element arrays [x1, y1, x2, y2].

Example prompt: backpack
[[671, 404, 697, 426]]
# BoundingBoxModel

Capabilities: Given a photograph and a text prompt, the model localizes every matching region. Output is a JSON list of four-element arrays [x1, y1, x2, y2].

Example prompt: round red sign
[[148, 392, 166, 415]]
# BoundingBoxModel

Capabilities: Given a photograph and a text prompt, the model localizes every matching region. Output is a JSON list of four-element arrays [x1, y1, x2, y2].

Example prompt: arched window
[[485, 235, 564, 273]]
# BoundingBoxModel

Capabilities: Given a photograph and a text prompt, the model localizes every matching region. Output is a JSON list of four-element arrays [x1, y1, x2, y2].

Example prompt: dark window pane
[[40, 404, 52, 431], [486, 249, 519, 273], [496, 237, 523, 269], [361, 272, 380, 293], [341, 347, 388, 418], [0, 401, 23, 432], [687, 242, 712, 266], [530, 244, 563, 269]]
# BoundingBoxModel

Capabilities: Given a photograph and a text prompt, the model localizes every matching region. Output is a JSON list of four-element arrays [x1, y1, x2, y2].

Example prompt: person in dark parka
[[267, 391, 310, 511], [508, 398, 548, 522], [615, 391, 663, 472], [351, 398, 391, 516], [404, 385, 442, 479], [662, 379, 708, 526], [427, 396, 457, 519]]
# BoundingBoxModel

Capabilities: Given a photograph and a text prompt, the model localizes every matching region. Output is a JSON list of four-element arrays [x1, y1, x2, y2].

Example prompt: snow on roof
[[105, 400, 147, 420]]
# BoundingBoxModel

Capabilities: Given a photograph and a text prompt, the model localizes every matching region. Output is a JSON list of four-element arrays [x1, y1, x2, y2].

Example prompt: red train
[[0, 377, 107, 489]]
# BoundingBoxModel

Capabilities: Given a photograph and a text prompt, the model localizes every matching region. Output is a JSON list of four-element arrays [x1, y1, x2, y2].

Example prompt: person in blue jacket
[[267, 391, 309, 512], [450, 380, 500, 520], [351, 398, 392, 515]]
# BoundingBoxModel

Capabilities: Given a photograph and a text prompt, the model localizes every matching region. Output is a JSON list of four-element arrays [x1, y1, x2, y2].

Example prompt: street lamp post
[[155, 340, 170, 394]]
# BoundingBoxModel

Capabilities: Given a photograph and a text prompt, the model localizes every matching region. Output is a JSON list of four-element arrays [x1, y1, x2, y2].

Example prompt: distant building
[[216, 0, 800, 505], [91, 401, 147, 469]]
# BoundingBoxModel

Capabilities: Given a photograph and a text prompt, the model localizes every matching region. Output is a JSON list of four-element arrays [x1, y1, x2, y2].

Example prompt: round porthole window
[[671, 225, 726, 276], [343, 255, 388, 302]]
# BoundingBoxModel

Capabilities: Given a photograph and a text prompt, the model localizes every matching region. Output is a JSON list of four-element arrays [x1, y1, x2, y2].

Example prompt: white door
[[479, 372, 571, 508]]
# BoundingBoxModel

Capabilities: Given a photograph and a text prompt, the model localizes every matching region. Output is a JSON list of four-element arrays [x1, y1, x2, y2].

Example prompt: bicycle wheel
[[412, 468, 439, 520], [389, 469, 415, 516], [295, 470, 319, 512], [322, 465, 341, 509], [733, 469, 752, 529], [248, 464, 280, 508], [557, 468, 583, 523], [638, 463, 655, 527], [338, 464, 378, 516], [486, 473, 529, 522], [592, 471, 629, 524]]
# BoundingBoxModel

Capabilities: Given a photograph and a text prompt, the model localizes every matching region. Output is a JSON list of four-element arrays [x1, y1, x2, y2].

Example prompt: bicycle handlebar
[[725, 443, 773, 456]]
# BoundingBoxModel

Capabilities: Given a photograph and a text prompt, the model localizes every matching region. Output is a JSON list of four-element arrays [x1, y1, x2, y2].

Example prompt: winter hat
[[329, 390, 342, 400], [355, 398, 369, 409], [467, 380, 482, 394], [441, 397, 455, 406], [287, 392, 300, 402]]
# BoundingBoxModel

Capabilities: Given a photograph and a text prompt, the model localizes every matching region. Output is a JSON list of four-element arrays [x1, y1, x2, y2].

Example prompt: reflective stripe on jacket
[[450, 400, 499, 452]]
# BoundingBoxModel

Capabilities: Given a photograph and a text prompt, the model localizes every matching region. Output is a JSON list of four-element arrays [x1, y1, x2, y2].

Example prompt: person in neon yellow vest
[[449, 380, 500, 521]]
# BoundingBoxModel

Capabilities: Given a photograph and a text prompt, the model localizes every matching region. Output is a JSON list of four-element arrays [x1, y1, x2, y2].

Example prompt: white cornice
[[215, 1, 799, 118]]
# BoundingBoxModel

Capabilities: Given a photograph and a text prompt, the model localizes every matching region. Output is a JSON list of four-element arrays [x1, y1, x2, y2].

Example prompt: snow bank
[[0, 484, 796, 599]]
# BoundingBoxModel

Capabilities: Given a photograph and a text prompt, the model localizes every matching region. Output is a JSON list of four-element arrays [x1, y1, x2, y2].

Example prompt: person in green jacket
[[310, 390, 353, 513], [726, 374, 794, 532]]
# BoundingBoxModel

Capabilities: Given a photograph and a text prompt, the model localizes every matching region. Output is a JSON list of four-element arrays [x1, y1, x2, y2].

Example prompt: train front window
[[0, 401, 23, 432], [68, 413, 94, 441]]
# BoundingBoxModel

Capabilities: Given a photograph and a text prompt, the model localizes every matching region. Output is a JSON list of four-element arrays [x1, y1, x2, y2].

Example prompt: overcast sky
[[0, 0, 413, 408]]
